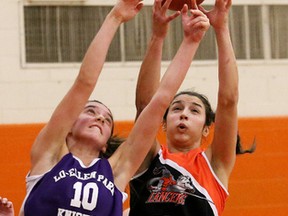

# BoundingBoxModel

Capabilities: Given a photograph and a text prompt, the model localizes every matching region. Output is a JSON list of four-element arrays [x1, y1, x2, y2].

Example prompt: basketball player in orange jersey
[[129, 0, 239, 215]]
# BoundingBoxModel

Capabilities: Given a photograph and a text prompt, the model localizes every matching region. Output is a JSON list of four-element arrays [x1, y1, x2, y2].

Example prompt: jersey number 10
[[70, 182, 98, 211]]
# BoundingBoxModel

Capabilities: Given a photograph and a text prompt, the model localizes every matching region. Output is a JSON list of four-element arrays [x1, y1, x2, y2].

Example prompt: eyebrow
[[171, 100, 203, 108], [84, 105, 113, 120]]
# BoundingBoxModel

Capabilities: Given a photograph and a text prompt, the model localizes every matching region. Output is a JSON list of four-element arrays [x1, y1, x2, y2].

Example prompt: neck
[[167, 139, 201, 154], [69, 143, 101, 166]]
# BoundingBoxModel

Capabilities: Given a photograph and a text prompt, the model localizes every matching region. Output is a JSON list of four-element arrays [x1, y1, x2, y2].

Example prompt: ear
[[202, 126, 210, 137]]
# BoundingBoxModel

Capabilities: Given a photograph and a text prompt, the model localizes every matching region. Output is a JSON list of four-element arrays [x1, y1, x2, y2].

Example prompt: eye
[[86, 108, 96, 115], [191, 109, 199, 113], [105, 117, 112, 125], [172, 106, 182, 111]]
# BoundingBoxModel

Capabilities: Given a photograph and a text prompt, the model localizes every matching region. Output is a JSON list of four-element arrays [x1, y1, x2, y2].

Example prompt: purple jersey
[[24, 153, 123, 216]]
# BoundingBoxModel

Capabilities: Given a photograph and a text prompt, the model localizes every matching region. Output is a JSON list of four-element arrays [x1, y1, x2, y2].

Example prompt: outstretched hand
[[152, 0, 181, 38], [198, 0, 231, 29], [181, 1, 210, 43], [111, 0, 144, 23]]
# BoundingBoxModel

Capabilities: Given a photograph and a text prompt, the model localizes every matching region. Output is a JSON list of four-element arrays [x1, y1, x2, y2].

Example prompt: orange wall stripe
[[0, 117, 287, 215]]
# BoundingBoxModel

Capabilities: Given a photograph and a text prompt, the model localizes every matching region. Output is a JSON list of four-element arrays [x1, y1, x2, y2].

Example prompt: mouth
[[89, 124, 102, 134], [177, 123, 187, 131]]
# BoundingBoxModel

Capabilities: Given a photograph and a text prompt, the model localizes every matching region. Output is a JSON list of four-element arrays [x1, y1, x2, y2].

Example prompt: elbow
[[218, 87, 239, 108], [135, 88, 159, 115], [76, 69, 97, 89], [135, 99, 151, 120], [136, 99, 150, 114], [153, 92, 173, 112]]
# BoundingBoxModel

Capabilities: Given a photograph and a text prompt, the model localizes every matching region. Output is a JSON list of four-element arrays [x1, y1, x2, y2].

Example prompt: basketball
[[164, 0, 205, 11]]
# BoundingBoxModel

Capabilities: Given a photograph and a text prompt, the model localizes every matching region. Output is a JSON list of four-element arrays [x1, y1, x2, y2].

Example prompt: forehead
[[85, 101, 113, 116], [172, 94, 204, 107]]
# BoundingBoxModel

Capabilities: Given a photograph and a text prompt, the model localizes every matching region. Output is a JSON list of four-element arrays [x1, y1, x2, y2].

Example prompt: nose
[[180, 114, 188, 120], [96, 115, 105, 124], [180, 109, 188, 120]]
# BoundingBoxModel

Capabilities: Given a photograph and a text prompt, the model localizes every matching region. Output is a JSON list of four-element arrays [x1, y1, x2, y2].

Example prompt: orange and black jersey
[[129, 145, 228, 216]]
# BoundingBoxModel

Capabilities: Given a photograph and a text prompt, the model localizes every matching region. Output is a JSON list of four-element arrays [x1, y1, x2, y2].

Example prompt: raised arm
[[111, 2, 210, 191], [200, 0, 239, 187], [29, 0, 144, 176], [135, 0, 180, 118], [135, 0, 180, 174]]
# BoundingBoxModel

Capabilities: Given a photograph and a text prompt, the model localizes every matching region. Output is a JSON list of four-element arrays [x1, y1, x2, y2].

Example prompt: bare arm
[[135, 0, 180, 118], [135, 0, 181, 174], [111, 3, 210, 191], [29, 0, 144, 176], [200, 0, 238, 188]]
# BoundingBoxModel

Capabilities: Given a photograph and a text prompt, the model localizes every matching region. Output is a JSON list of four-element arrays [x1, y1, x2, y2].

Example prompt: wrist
[[106, 9, 124, 26], [151, 34, 166, 42], [213, 24, 229, 34], [182, 36, 201, 47]]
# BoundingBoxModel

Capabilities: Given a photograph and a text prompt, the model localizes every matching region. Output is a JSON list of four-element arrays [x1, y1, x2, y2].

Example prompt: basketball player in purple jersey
[[19, 0, 210, 215]]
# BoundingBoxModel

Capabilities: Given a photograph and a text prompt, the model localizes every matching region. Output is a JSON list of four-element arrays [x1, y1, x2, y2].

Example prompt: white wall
[[0, 0, 288, 124]]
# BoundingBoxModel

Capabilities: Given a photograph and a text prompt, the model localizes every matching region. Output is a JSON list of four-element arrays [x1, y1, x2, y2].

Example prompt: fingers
[[181, 2, 208, 26], [0, 196, 13, 208], [226, 0, 232, 9], [182, 5, 209, 35], [181, 4, 189, 15], [190, 0, 198, 10], [215, 0, 232, 9], [6, 201, 13, 208], [197, 4, 208, 14], [189, 8, 207, 17], [154, 0, 163, 10], [167, 11, 181, 22], [154, 0, 180, 22], [190, 16, 210, 29], [181, 1, 206, 18], [156, 0, 180, 18], [159, 0, 172, 11]]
